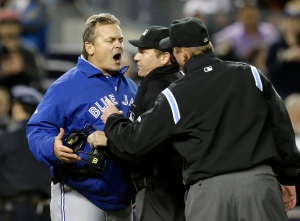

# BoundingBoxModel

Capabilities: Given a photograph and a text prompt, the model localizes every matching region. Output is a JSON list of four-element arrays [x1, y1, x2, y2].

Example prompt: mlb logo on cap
[[142, 29, 149, 36], [128, 26, 172, 52]]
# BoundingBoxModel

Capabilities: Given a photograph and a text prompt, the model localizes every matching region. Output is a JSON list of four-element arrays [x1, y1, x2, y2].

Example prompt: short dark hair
[[153, 49, 178, 65]]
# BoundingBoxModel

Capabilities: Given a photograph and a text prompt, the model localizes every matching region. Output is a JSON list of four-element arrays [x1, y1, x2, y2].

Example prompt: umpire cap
[[159, 17, 210, 49], [129, 26, 172, 52], [11, 85, 43, 107]]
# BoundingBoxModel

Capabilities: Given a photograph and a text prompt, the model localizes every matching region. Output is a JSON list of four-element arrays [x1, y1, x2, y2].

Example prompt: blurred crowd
[[0, 0, 299, 98], [0, 1, 54, 220], [0, 0, 300, 220], [183, 0, 300, 99]]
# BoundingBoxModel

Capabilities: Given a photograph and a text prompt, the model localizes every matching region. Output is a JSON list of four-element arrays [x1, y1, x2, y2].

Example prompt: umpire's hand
[[54, 128, 81, 163], [101, 99, 123, 124], [281, 184, 297, 211], [87, 131, 107, 148]]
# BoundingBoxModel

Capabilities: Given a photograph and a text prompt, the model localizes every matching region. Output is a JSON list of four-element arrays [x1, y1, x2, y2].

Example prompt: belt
[[133, 178, 146, 192]]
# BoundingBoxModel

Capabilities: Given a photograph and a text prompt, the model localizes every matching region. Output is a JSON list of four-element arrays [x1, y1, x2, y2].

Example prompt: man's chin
[[113, 62, 122, 68], [137, 70, 146, 77], [108, 66, 122, 74]]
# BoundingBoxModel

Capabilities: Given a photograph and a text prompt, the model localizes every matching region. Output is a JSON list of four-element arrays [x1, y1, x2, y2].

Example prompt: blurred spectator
[[285, 93, 300, 149], [0, 85, 51, 221], [284, 92, 300, 206], [0, 86, 10, 130], [212, 4, 279, 62], [247, 44, 268, 75], [266, 0, 300, 100], [233, 0, 286, 9], [0, 8, 44, 90], [182, 0, 232, 35], [255, 0, 289, 10], [0, 0, 8, 8], [7, 0, 53, 55], [183, 0, 232, 15]]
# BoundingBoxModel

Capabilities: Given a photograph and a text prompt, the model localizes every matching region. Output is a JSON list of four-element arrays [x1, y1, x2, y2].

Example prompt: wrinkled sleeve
[[260, 72, 300, 185], [104, 93, 176, 157], [26, 84, 66, 166]]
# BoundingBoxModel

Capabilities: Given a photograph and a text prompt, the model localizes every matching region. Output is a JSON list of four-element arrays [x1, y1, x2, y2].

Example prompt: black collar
[[183, 52, 220, 74]]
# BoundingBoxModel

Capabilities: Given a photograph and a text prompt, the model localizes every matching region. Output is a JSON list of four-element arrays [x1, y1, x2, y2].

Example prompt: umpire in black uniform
[[89, 26, 185, 221], [127, 26, 185, 221], [99, 17, 300, 221], [0, 85, 51, 221]]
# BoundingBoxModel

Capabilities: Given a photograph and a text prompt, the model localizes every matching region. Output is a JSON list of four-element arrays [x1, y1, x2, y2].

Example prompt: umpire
[[112, 26, 185, 221], [100, 17, 300, 221], [0, 85, 51, 221]]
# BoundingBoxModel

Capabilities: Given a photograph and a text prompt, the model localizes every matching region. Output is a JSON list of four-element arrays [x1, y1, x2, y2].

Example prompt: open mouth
[[113, 53, 121, 62]]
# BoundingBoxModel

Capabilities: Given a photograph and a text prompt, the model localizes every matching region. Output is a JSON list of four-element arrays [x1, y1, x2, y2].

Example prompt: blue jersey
[[26, 56, 137, 211]]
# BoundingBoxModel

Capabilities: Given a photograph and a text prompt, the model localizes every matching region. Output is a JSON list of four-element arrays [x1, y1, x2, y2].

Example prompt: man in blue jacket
[[89, 26, 185, 221], [26, 13, 137, 221]]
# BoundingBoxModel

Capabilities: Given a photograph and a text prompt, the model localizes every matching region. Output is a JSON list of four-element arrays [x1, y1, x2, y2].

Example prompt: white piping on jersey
[[60, 183, 66, 221], [250, 65, 263, 91], [162, 88, 181, 124]]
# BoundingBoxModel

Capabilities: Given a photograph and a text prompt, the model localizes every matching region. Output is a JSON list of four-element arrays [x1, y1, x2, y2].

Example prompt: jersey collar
[[77, 55, 128, 78]]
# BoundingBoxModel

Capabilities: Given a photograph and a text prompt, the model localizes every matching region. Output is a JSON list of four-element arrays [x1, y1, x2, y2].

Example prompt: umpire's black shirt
[[109, 64, 183, 180], [105, 52, 299, 186]]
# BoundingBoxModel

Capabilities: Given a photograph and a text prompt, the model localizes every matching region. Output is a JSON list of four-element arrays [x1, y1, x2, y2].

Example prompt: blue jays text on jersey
[[89, 94, 134, 119], [26, 56, 138, 211]]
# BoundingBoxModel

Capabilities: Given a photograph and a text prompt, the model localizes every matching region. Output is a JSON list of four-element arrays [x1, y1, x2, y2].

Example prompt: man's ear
[[85, 42, 94, 56], [182, 48, 191, 62], [161, 52, 171, 65]]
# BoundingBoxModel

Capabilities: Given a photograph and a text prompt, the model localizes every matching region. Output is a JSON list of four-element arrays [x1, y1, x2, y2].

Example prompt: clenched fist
[[101, 99, 123, 124], [87, 131, 108, 148]]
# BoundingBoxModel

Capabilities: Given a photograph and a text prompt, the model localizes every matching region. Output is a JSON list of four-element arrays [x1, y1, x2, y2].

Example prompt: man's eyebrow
[[106, 36, 123, 40]]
